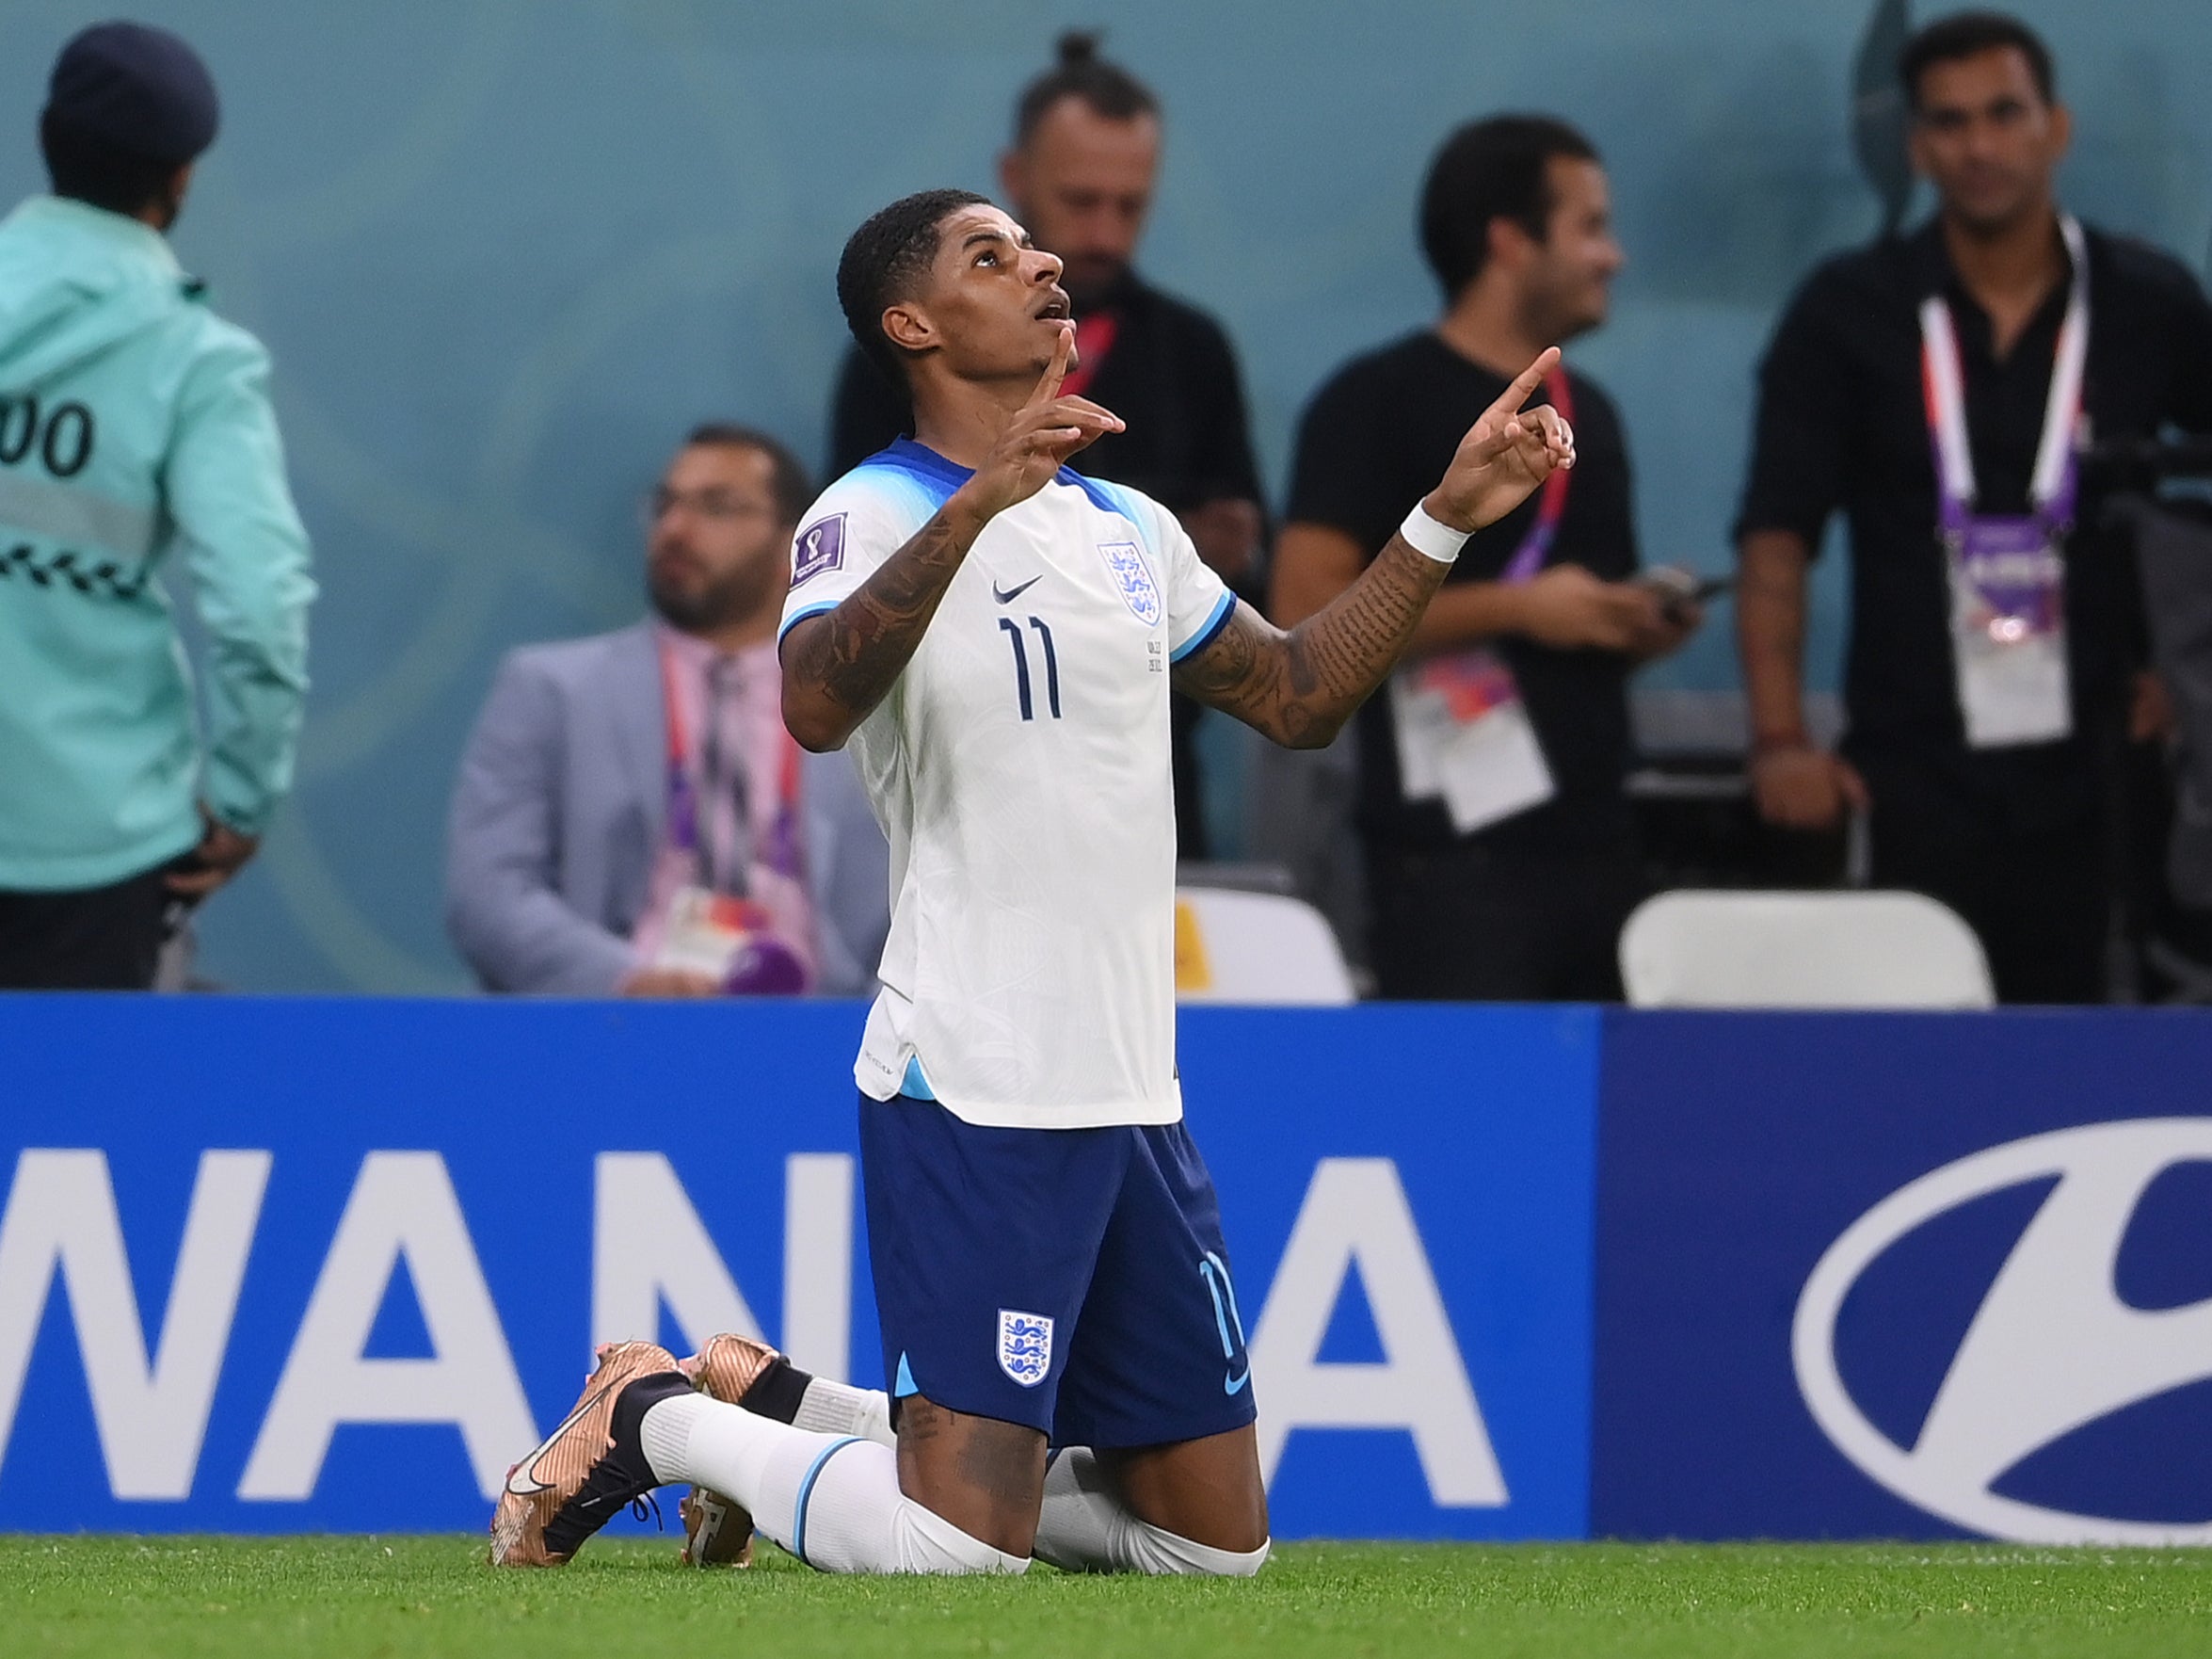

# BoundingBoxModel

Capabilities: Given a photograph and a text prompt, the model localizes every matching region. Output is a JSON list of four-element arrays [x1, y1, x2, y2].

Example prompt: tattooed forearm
[[781, 503, 982, 749], [1172, 536, 1451, 749]]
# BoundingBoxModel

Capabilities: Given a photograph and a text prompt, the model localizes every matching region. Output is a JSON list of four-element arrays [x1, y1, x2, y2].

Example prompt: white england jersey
[[778, 439, 1233, 1129]]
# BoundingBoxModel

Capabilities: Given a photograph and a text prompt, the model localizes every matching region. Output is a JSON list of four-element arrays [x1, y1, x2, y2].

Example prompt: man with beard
[[827, 32, 1265, 858], [445, 425, 889, 996]]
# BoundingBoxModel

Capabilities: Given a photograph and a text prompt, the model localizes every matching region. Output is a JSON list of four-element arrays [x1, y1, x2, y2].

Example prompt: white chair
[[1173, 887, 1355, 1006], [1618, 890, 1995, 1009]]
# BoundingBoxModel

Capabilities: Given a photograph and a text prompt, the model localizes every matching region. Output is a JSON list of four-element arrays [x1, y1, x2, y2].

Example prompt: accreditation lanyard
[[657, 641, 806, 891], [1918, 217, 2090, 566], [1499, 367, 1576, 584], [1916, 217, 2087, 749], [1058, 310, 1120, 401], [1384, 365, 1574, 834]]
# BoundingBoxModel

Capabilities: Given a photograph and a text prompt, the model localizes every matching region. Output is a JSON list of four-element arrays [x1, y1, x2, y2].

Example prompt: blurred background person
[[826, 30, 1265, 860], [1734, 10, 2212, 1004], [1273, 115, 1699, 1000], [0, 22, 313, 991], [445, 425, 889, 998]]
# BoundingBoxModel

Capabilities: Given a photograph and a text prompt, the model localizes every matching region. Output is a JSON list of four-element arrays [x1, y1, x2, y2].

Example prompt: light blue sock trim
[[900, 1055, 936, 1100], [894, 1352, 919, 1398], [791, 1435, 863, 1569]]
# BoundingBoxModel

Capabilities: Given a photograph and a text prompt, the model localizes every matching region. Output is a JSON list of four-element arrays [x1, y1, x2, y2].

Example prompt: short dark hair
[[681, 424, 813, 526], [1013, 31, 1159, 146], [1899, 10, 2056, 110], [39, 110, 179, 217], [837, 188, 990, 386], [1419, 115, 1599, 299]]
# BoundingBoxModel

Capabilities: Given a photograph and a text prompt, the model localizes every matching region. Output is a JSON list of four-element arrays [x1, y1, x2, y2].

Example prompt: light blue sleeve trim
[[777, 597, 842, 645], [1169, 588, 1237, 663]]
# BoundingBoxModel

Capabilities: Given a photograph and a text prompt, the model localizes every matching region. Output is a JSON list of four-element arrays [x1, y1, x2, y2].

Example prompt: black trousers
[[0, 865, 174, 990], [1366, 838, 1645, 1002], [1867, 796, 2108, 1005]]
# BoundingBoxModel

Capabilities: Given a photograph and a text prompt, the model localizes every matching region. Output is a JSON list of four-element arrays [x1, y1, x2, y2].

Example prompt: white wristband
[[1399, 501, 1469, 565]]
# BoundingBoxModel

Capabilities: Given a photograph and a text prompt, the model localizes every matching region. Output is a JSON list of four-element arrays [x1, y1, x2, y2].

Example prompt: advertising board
[[0, 998, 1597, 1540], [1593, 1011, 2212, 1544]]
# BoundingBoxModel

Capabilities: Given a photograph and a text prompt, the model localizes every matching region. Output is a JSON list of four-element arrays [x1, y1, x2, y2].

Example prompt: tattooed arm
[[782, 325, 1120, 751], [780, 501, 986, 751], [1174, 348, 1576, 750], [1174, 547, 1450, 749]]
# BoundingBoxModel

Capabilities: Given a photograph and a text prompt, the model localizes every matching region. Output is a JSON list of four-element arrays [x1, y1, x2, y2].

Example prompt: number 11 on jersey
[[998, 616, 1062, 721]]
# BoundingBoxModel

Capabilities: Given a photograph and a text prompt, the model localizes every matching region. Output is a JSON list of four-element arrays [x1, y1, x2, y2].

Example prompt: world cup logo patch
[[997, 1309, 1054, 1388], [1098, 540, 1162, 626], [792, 513, 846, 588]]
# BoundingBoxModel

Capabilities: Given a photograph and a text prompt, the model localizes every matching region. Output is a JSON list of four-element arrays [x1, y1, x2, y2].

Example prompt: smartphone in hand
[[1635, 566, 1735, 618]]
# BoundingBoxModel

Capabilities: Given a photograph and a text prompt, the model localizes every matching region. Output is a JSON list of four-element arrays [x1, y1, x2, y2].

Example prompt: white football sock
[[793, 1376, 896, 1445], [640, 1393, 1025, 1575], [1034, 1446, 1271, 1577]]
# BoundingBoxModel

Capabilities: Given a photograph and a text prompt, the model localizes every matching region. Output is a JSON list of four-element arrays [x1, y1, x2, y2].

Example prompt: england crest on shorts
[[997, 1309, 1054, 1388], [1098, 540, 1162, 626]]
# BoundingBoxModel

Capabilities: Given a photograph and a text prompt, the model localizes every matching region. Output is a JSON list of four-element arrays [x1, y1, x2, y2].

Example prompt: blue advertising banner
[[1592, 1010, 2212, 1545], [0, 998, 1597, 1541]]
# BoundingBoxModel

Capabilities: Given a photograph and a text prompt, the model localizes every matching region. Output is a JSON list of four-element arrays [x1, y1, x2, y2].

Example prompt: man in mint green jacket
[[0, 23, 313, 988]]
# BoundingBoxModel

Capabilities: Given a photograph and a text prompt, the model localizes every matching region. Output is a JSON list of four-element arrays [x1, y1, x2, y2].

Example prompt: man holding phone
[[1274, 114, 1703, 999]]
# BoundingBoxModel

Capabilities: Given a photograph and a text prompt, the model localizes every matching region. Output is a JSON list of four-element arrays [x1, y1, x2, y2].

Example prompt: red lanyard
[[1059, 310, 1119, 400], [659, 644, 703, 858], [1500, 367, 1574, 582]]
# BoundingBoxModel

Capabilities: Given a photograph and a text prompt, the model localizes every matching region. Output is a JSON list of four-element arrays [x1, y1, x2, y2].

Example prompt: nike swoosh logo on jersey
[[504, 1380, 617, 1495], [993, 575, 1042, 604], [1225, 1365, 1251, 1396]]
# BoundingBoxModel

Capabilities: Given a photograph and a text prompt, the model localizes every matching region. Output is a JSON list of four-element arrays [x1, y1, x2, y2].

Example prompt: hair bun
[[1055, 30, 1100, 67]]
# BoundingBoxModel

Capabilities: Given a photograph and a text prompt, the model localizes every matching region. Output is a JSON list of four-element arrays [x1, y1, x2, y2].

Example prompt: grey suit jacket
[[444, 621, 890, 996]]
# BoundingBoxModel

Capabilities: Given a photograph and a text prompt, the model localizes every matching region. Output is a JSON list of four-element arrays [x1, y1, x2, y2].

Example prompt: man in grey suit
[[446, 426, 890, 997]]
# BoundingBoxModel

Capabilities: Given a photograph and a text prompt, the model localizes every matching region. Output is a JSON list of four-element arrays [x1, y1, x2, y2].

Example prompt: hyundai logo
[[1792, 1119, 2212, 1545]]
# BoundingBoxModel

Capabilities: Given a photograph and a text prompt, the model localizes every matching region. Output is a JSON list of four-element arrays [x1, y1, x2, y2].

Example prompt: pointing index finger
[[1485, 346, 1562, 424], [1028, 321, 1075, 408]]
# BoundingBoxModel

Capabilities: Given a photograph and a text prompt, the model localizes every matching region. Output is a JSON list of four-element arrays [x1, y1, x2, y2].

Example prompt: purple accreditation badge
[[792, 513, 846, 588], [722, 934, 808, 995], [1954, 515, 2064, 643]]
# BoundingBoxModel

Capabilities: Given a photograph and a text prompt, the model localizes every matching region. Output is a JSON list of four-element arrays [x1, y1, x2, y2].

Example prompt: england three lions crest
[[997, 1309, 1054, 1388], [1098, 540, 1162, 626]]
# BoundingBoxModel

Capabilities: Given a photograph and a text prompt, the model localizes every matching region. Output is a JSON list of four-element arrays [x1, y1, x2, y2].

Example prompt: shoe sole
[[675, 1332, 783, 1568]]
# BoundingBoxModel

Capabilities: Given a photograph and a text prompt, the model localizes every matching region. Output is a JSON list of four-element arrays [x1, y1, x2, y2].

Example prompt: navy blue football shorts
[[858, 1091, 1260, 1448]]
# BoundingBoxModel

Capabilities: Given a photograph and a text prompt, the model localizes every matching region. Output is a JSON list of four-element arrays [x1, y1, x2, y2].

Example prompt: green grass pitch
[[7, 1536, 2206, 1658]]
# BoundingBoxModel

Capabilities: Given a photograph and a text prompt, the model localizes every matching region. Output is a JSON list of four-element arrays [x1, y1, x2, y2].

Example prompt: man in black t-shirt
[[1276, 116, 1700, 1000], [1736, 13, 2212, 1003], [826, 34, 1265, 859]]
